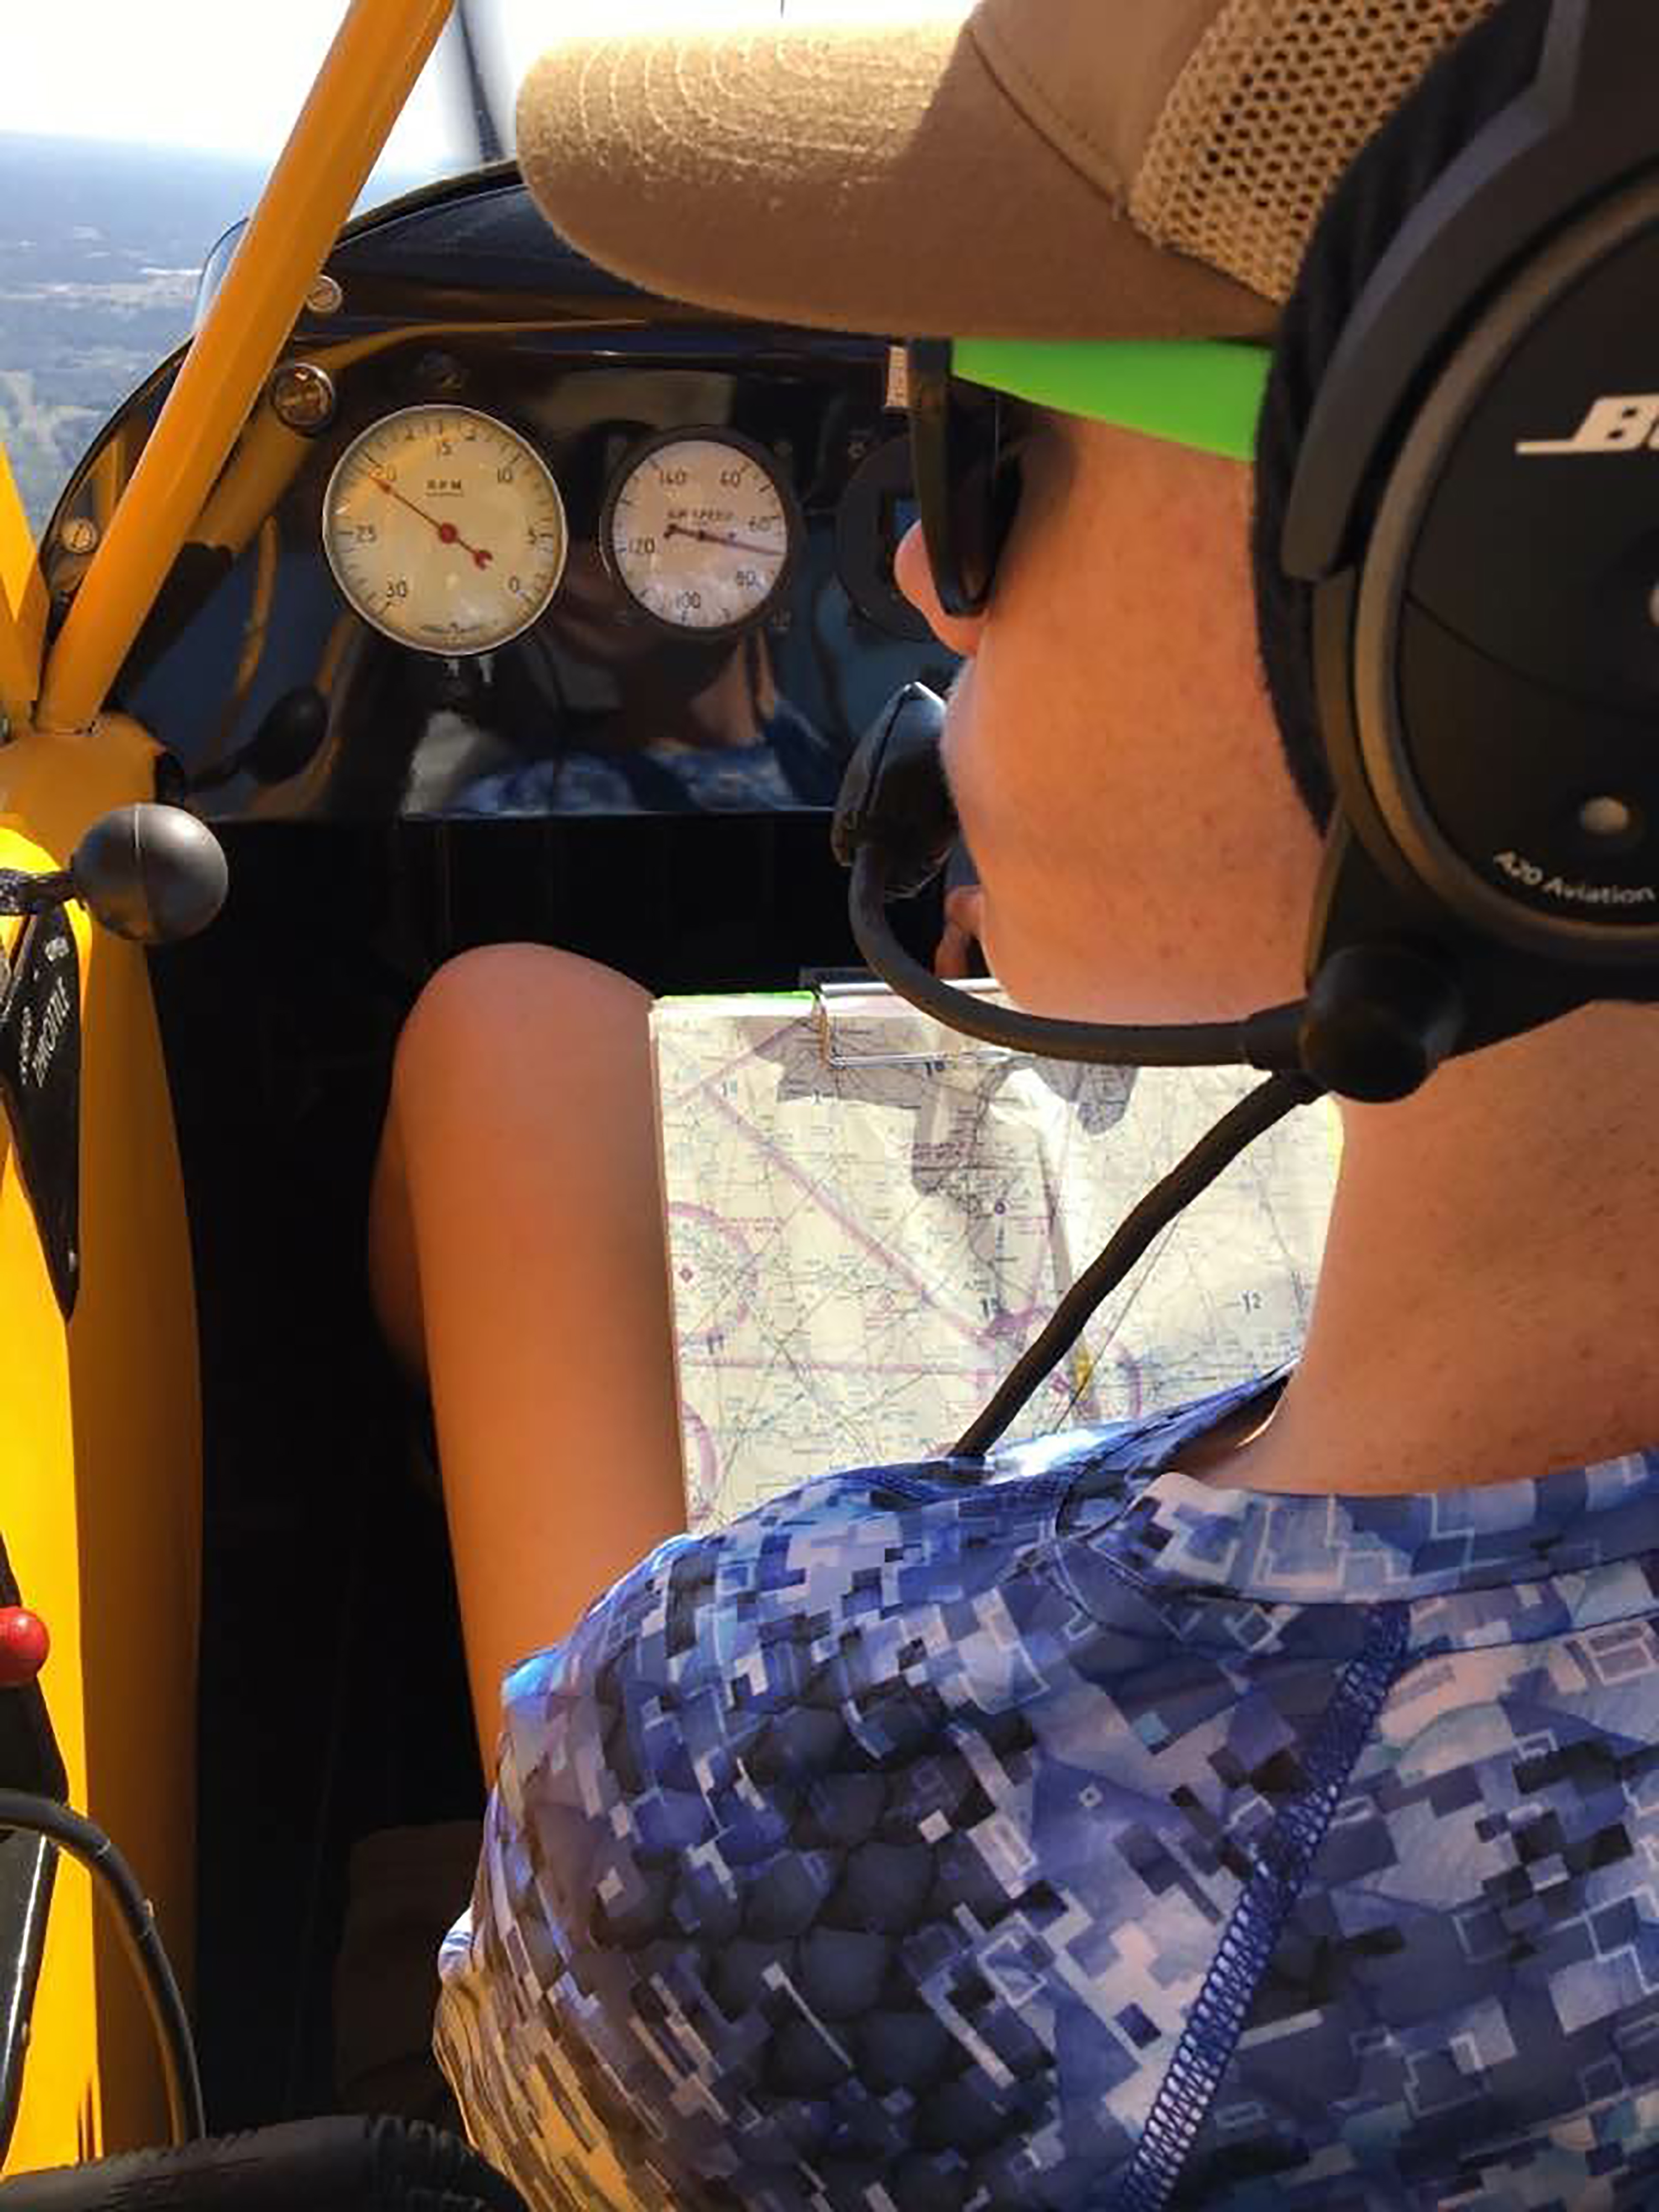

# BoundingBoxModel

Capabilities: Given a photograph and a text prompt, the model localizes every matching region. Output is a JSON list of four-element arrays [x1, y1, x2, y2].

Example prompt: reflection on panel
[[49, 175, 959, 825]]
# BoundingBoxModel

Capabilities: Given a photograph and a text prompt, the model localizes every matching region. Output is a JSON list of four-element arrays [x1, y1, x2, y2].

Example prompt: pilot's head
[[516, 0, 1523, 1021]]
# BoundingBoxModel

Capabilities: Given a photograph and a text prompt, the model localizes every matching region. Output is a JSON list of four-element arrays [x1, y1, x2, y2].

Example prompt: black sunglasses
[[906, 339, 1025, 619]]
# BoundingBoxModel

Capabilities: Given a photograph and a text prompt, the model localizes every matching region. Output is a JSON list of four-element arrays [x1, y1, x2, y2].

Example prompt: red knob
[[0, 1609, 49, 1687]]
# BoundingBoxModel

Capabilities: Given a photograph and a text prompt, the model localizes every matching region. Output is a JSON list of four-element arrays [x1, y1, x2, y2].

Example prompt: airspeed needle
[[665, 522, 777, 560]]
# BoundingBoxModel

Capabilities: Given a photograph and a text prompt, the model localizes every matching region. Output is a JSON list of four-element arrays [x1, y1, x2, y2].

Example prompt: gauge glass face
[[607, 434, 792, 633], [323, 406, 567, 654]]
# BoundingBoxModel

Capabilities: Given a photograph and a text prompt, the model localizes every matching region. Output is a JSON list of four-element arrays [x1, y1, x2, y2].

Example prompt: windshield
[[0, 1, 935, 535]]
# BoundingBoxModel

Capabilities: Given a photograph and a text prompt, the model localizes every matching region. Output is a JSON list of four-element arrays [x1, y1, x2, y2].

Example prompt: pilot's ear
[[895, 523, 985, 659]]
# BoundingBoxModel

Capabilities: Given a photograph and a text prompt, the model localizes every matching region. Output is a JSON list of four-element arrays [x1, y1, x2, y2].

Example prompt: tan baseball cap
[[516, 0, 1499, 342]]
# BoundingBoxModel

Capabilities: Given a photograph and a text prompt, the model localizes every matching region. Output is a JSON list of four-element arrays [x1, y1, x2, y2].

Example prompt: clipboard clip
[[807, 973, 1014, 1071]]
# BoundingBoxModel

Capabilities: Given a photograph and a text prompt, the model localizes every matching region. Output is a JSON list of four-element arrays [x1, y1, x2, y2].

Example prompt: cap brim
[[516, 18, 1277, 342]]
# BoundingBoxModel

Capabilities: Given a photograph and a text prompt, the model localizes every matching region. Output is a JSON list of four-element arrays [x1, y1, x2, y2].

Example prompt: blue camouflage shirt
[[435, 1371, 1659, 2210]]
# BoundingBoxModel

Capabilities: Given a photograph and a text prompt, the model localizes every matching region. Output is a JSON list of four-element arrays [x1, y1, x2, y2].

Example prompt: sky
[[2, 1, 934, 175]]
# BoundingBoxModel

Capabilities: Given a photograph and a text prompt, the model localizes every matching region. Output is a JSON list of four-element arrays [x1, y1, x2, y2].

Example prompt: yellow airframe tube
[[0, 439, 45, 721], [35, 0, 455, 736]]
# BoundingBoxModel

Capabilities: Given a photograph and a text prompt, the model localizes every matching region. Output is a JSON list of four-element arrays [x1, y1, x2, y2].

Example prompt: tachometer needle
[[369, 472, 494, 570], [665, 522, 778, 560]]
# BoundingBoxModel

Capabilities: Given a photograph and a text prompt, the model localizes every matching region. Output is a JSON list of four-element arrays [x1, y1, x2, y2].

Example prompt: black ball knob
[[70, 805, 228, 945], [1298, 943, 1465, 1102]]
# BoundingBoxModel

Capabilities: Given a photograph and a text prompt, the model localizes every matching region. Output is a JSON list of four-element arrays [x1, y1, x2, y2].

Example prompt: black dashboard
[[43, 166, 957, 823]]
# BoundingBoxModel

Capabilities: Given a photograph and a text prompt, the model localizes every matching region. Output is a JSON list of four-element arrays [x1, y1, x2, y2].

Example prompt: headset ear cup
[[1251, 0, 1554, 837]]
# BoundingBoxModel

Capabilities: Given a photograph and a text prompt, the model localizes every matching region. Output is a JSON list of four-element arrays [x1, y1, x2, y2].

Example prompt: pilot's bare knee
[[387, 942, 659, 1232], [392, 943, 650, 1120], [401, 941, 647, 1056]]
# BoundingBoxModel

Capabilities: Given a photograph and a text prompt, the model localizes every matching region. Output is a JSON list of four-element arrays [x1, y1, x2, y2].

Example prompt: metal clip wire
[[812, 976, 1015, 1071]]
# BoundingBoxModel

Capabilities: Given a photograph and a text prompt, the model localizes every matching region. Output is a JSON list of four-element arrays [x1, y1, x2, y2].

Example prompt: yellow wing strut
[[35, 0, 455, 735], [0, 439, 45, 722]]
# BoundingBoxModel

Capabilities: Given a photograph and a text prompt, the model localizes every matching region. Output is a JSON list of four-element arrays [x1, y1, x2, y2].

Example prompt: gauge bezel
[[598, 425, 801, 640], [321, 403, 568, 657]]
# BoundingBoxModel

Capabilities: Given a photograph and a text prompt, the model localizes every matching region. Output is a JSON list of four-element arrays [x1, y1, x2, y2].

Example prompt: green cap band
[[951, 338, 1271, 463]]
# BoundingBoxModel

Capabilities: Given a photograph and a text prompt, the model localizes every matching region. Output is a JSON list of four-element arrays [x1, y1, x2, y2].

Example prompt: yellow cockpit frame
[[0, 0, 456, 2167]]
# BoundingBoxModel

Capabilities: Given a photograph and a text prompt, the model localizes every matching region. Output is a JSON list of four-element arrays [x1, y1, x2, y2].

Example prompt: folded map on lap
[[651, 983, 1339, 1531]]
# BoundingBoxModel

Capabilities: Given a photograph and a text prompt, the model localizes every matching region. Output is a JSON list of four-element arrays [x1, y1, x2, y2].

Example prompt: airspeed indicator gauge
[[602, 430, 797, 635], [322, 405, 567, 655]]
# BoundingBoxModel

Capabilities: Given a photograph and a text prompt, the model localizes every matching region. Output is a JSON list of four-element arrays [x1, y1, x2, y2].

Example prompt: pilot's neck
[[1198, 998, 1659, 1496]]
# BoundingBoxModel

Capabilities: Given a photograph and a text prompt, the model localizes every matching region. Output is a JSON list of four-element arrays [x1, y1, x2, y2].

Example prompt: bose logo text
[[1517, 396, 1659, 456]]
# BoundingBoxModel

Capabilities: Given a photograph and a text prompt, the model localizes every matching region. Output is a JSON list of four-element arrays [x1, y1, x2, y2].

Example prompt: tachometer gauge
[[602, 430, 797, 635], [322, 406, 567, 655]]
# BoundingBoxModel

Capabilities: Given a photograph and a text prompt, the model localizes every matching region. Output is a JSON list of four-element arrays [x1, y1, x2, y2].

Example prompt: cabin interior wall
[[145, 811, 925, 2128]]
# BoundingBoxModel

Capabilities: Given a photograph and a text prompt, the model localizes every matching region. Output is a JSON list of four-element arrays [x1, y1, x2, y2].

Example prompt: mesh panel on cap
[[1131, 0, 1500, 305]]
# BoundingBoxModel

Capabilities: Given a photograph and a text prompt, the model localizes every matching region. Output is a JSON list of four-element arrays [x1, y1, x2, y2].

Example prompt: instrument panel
[[45, 173, 956, 824]]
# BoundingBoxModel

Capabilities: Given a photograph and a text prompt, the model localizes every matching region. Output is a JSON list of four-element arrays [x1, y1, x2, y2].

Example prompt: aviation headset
[[831, 0, 1659, 1451]]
